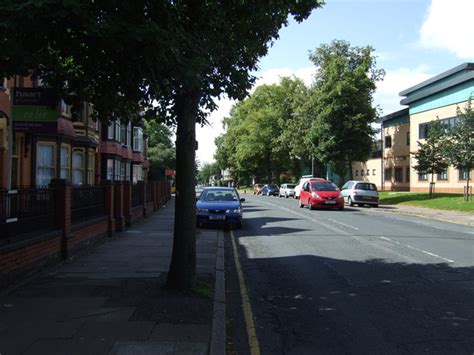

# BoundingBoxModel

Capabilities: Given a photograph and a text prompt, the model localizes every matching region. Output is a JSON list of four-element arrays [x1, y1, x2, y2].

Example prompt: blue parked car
[[261, 184, 279, 196], [196, 187, 245, 228]]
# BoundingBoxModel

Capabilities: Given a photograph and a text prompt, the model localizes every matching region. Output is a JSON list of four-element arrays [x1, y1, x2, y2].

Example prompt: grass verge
[[379, 192, 474, 213]]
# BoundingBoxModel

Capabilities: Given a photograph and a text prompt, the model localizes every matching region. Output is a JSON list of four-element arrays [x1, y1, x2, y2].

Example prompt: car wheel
[[338, 206, 344, 211], [348, 197, 354, 206], [357, 204, 363, 207], [299, 198, 304, 208], [308, 199, 315, 210], [235, 222, 242, 229], [373, 204, 379, 208]]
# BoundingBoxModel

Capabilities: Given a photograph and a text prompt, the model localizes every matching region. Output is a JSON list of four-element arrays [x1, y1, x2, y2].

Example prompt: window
[[372, 169, 376, 176], [355, 170, 359, 176], [384, 168, 392, 181], [0, 78, 5, 89], [361, 169, 364, 176], [437, 169, 448, 181], [120, 123, 126, 145], [133, 127, 144, 152], [384, 136, 392, 148], [60, 146, 70, 180], [418, 172, 428, 181], [395, 167, 403, 182], [125, 161, 131, 181], [72, 151, 85, 185], [37, 143, 55, 187], [114, 159, 121, 181], [125, 122, 131, 147], [115, 121, 121, 142], [107, 159, 114, 180], [87, 152, 94, 185], [133, 164, 143, 183], [367, 169, 370, 176], [107, 122, 114, 139], [459, 169, 470, 181], [419, 123, 430, 139], [120, 161, 126, 181], [406, 132, 410, 146], [406, 167, 410, 182], [60, 99, 71, 117]]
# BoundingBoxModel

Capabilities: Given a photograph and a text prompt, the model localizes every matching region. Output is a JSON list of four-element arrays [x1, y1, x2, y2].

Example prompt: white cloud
[[374, 65, 433, 116], [419, 0, 474, 59], [196, 67, 316, 165]]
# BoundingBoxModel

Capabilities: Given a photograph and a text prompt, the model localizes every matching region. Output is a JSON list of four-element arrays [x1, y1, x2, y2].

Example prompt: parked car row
[[252, 179, 380, 211]]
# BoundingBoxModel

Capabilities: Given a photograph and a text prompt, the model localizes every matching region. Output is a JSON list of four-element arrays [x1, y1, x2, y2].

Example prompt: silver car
[[279, 183, 296, 198], [340, 181, 379, 207]]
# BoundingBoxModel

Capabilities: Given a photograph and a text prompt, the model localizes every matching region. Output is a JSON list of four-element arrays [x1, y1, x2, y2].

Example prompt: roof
[[203, 187, 235, 190], [399, 63, 474, 106], [381, 108, 409, 122]]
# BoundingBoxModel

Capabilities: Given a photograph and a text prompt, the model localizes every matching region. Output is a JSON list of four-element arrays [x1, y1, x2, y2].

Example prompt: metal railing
[[71, 185, 106, 223], [132, 184, 142, 207], [0, 188, 56, 244], [146, 183, 154, 202]]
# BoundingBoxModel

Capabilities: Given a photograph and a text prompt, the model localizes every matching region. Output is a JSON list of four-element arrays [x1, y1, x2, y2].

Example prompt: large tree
[[305, 39, 385, 186], [1, 1, 324, 289], [215, 78, 309, 183]]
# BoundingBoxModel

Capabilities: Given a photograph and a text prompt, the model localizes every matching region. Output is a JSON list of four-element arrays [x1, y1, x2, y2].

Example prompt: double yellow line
[[230, 229, 261, 355]]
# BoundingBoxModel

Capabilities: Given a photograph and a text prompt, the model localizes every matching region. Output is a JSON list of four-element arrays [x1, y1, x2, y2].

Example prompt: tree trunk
[[166, 91, 200, 290], [337, 161, 346, 187], [466, 171, 471, 202], [429, 173, 435, 199]]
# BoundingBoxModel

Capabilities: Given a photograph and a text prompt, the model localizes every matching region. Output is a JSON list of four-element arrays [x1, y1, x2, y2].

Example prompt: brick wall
[[0, 231, 62, 289]]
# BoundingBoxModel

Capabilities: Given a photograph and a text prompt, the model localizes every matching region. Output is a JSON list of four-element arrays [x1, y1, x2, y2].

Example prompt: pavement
[[0, 196, 226, 355], [374, 203, 474, 227]]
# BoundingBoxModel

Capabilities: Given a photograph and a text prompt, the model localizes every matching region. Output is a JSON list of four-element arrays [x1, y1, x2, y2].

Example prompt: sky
[[196, 0, 474, 165]]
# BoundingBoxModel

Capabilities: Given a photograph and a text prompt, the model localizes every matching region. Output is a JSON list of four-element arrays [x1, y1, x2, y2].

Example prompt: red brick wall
[[69, 217, 108, 252], [0, 231, 62, 288]]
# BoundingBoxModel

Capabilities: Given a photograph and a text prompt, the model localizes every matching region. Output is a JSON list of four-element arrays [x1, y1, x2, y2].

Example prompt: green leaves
[[306, 39, 384, 185]]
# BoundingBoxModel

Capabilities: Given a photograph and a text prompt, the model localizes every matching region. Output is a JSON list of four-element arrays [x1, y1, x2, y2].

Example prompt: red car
[[299, 179, 344, 211]]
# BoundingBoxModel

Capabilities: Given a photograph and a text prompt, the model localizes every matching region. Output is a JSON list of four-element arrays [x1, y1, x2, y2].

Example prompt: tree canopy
[[305, 39, 385, 185], [1, 1, 325, 289], [215, 77, 308, 184]]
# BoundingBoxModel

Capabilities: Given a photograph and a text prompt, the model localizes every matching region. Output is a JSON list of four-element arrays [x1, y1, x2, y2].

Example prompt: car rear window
[[310, 182, 338, 191], [269, 184, 279, 189], [355, 183, 377, 191], [286, 184, 296, 189]]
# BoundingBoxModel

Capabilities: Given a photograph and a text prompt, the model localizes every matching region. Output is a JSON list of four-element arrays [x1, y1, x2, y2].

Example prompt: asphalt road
[[225, 194, 474, 355]]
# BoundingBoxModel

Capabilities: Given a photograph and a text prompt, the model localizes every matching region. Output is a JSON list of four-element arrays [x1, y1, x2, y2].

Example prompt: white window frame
[[60, 145, 70, 180], [114, 159, 121, 181], [87, 151, 95, 185], [36, 143, 56, 187], [72, 151, 85, 185], [107, 159, 114, 181], [133, 127, 143, 152], [115, 120, 121, 142]]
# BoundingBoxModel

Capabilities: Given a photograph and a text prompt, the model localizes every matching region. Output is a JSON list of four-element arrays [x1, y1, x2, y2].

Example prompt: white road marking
[[252, 198, 456, 264], [378, 237, 455, 263], [327, 218, 359, 230]]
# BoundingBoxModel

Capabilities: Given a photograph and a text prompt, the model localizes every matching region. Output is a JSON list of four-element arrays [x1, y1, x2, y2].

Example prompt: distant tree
[[306, 39, 385, 186], [145, 120, 176, 180], [198, 162, 220, 185], [412, 121, 449, 198], [215, 78, 308, 183], [443, 102, 474, 201]]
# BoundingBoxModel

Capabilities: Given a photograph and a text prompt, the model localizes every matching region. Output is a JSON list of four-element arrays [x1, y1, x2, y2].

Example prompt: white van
[[294, 175, 324, 199]]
